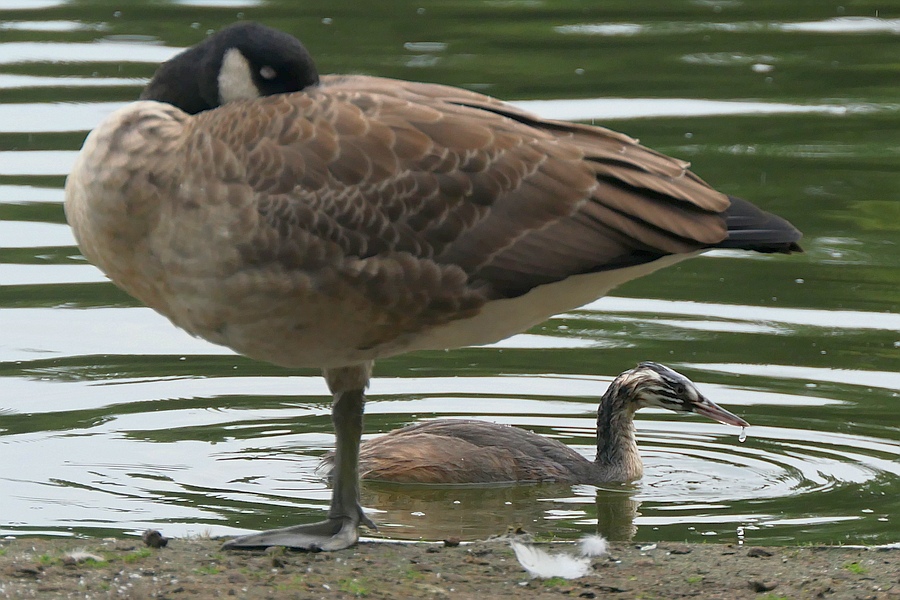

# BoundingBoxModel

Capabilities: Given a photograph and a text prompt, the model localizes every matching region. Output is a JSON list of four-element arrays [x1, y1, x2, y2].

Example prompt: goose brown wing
[[317, 77, 735, 294], [320, 74, 729, 211], [193, 81, 732, 308]]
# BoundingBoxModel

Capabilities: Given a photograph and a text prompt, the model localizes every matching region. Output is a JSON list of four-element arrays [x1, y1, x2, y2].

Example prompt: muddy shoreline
[[2, 534, 898, 599]]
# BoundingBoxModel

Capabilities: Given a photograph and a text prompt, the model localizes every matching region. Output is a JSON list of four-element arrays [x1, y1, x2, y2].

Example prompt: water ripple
[[2, 379, 894, 544], [555, 17, 900, 37]]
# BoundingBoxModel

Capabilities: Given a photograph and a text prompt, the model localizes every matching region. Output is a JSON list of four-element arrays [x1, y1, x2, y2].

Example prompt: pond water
[[1, 0, 898, 547]]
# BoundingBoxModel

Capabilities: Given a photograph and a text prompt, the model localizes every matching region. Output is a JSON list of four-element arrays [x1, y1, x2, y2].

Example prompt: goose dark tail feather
[[716, 195, 803, 254]]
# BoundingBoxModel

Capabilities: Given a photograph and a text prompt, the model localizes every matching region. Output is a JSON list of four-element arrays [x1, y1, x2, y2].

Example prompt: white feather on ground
[[62, 549, 105, 565], [579, 534, 609, 558], [510, 534, 608, 579], [510, 541, 590, 579]]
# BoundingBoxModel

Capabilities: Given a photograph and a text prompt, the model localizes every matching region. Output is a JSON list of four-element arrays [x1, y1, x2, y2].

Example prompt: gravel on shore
[[2, 534, 898, 599]]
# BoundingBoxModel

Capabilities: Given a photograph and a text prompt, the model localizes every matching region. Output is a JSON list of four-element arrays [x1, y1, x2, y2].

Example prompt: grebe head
[[616, 362, 749, 427]]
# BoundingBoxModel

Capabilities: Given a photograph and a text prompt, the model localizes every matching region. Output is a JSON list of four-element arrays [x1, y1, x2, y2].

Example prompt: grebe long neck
[[594, 377, 643, 481]]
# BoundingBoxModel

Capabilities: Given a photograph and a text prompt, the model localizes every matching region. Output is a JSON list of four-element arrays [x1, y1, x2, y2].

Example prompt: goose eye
[[260, 65, 277, 80]]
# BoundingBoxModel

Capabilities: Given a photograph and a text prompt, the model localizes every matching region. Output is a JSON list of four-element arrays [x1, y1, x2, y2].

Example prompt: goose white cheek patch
[[218, 48, 260, 104]]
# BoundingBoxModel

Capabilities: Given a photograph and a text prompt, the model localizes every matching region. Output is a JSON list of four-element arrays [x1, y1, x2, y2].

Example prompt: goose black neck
[[140, 22, 320, 115], [141, 42, 218, 115]]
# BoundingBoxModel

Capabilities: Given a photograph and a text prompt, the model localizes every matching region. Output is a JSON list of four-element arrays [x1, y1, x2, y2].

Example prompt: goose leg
[[223, 363, 376, 551]]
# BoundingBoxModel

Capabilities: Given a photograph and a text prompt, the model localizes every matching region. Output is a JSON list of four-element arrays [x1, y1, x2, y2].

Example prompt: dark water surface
[[1, 0, 898, 546]]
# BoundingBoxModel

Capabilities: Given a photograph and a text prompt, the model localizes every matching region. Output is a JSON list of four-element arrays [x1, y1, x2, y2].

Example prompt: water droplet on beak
[[738, 427, 748, 443]]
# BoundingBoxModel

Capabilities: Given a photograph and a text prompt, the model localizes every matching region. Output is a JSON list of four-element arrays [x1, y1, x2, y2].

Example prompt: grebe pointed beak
[[691, 394, 750, 428]]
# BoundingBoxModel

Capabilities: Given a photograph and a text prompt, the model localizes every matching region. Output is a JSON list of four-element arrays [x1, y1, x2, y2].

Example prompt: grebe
[[325, 362, 749, 485]]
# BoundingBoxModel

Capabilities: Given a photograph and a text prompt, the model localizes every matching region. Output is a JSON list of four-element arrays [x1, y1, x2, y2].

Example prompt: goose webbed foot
[[222, 504, 376, 551], [222, 506, 377, 552]]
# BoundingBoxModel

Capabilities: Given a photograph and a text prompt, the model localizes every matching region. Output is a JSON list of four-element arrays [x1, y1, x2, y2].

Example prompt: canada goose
[[64, 22, 801, 551], [325, 362, 748, 485]]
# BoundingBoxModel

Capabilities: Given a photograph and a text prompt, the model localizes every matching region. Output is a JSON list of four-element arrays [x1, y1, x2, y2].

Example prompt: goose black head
[[141, 22, 319, 114], [617, 362, 749, 427]]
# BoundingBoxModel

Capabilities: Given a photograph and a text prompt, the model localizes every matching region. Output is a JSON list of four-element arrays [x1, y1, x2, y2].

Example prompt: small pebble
[[747, 547, 773, 558], [271, 556, 287, 568], [749, 580, 778, 592], [443, 537, 461, 547], [9, 565, 42, 578], [141, 529, 168, 549]]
